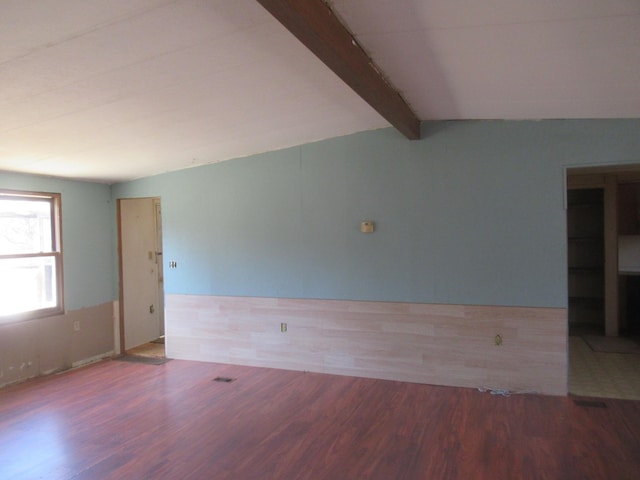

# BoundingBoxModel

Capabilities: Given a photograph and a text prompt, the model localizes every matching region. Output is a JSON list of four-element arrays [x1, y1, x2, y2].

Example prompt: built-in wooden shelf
[[569, 267, 603, 274], [568, 236, 603, 242], [567, 188, 605, 328]]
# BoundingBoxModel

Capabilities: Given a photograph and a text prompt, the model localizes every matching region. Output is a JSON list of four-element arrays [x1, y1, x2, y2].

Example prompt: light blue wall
[[0, 172, 114, 310], [112, 120, 640, 309]]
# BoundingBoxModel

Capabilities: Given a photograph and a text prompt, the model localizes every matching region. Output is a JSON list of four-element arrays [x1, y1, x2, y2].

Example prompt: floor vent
[[574, 399, 607, 408], [213, 376, 235, 383]]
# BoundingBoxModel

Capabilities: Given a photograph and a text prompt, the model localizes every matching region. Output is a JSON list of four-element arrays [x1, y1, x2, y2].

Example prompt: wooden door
[[118, 197, 163, 350]]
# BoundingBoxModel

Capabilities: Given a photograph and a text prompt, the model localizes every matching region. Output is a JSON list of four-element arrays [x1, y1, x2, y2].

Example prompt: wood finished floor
[[1, 360, 639, 480]]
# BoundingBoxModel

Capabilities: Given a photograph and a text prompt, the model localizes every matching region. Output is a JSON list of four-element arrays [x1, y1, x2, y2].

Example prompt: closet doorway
[[567, 167, 640, 400]]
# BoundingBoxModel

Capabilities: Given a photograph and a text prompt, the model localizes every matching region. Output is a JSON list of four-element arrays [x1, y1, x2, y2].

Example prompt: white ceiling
[[1, 0, 639, 184]]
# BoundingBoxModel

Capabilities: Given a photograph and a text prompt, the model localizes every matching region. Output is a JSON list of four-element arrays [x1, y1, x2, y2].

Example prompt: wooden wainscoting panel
[[165, 295, 567, 395]]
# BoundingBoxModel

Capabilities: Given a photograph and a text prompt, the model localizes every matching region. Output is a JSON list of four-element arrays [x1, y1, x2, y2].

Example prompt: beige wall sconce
[[360, 221, 375, 233]]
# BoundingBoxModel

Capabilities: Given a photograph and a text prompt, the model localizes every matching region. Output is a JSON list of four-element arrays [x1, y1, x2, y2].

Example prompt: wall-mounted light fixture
[[360, 221, 375, 233]]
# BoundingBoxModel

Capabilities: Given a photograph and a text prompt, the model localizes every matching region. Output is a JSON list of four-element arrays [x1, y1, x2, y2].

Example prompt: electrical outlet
[[281, 323, 287, 333], [74, 321, 80, 332]]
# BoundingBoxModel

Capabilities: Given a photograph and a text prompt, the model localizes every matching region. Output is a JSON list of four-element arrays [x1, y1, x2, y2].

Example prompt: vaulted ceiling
[[1, 0, 639, 183]]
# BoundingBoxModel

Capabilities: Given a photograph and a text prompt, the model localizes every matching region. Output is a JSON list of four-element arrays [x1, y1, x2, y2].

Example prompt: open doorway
[[567, 167, 640, 400], [117, 197, 166, 360]]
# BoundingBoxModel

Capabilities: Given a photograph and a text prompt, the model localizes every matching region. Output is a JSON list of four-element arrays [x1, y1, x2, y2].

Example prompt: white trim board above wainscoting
[[165, 295, 567, 395]]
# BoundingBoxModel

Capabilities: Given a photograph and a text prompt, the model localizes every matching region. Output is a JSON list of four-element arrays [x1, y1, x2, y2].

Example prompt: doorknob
[[149, 305, 155, 314]]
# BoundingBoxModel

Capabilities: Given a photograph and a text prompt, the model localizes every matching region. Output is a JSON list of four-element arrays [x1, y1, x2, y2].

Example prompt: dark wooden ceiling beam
[[255, 0, 421, 140]]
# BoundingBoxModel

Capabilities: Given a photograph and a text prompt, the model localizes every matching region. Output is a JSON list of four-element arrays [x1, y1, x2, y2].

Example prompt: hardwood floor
[[0, 360, 638, 480]]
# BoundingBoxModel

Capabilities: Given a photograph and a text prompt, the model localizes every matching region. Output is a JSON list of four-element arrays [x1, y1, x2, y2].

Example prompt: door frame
[[566, 165, 640, 337]]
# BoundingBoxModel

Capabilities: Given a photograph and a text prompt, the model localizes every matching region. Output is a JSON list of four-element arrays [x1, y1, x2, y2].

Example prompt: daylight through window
[[0, 190, 63, 319]]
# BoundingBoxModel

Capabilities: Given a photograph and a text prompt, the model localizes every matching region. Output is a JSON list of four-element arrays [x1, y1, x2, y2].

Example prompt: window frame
[[0, 189, 64, 321]]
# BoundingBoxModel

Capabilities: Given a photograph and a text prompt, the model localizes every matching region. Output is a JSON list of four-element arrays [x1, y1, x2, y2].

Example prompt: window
[[0, 190, 63, 319]]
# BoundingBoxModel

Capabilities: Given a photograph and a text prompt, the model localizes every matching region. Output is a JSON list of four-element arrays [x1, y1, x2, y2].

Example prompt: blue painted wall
[[113, 120, 640, 308], [0, 172, 114, 310]]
